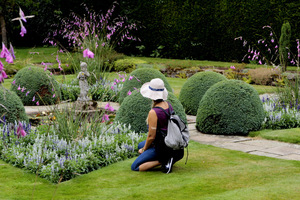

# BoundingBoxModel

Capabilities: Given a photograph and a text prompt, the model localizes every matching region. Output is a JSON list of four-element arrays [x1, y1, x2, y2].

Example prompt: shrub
[[0, 88, 28, 123], [60, 84, 80, 102], [248, 68, 280, 85], [196, 80, 265, 135], [115, 90, 187, 133], [10, 66, 61, 106], [112, 58, 147, 73], [118, 68, 173, 104], [179, 71, 227, 115]]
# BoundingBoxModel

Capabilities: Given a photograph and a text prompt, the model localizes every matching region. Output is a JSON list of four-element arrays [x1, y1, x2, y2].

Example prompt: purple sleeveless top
[[152, 103, 173, 132]]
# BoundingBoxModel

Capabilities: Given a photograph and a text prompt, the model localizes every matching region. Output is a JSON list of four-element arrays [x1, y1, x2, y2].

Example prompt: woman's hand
[[138, 148, 144, 154]]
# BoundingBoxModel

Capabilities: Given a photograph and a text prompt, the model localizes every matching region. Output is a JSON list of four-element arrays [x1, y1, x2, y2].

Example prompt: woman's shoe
[[162, 157, 173, 174]]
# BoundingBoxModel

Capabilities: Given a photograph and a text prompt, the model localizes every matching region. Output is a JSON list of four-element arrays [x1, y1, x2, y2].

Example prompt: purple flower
[[11, 79, 16, 85], [9, 43, 16, 59], [17, 121, 27, 138], [26, 91, 30, 96], [83, 48, 94, 58], [32, 96, 35, 101], [19, 8, 27, 22], [36, 101, 39, 106], [52, 94, 56, 98], [44, 66, 47, 71], [271, 39, 274, 43], [21, 87, 26, 92], [275, 45, 278, 49], [127, 90, 132, 96], [17, 85, 21, 90], [230, 66, 235, 69], [129, 76, 133, 80], [101, 42, 105, 46], [20, 25, 27, 37]]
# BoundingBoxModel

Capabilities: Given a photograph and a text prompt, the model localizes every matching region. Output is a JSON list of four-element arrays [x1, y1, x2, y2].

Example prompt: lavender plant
[[0, 121, 146, 183], [262, 97, 300, 129]]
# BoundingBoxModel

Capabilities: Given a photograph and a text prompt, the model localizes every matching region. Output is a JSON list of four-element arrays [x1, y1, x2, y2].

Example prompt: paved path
[[187, 115, 300, 161], [24, 100, 300, 161]]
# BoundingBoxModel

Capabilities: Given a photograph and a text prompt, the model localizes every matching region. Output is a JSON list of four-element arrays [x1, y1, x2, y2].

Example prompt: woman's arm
[[139, 109, 158, 154]]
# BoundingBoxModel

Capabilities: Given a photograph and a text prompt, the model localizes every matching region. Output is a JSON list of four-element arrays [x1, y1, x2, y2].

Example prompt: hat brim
[[140, 82, 168, 100]]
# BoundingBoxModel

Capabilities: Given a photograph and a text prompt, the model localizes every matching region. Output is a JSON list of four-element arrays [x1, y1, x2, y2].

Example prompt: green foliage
[[113, 59, 137, 73], [275, 73, 300, 107], [0, 88, 28, 123], [279, 21, 291, 72], [60, 84, 80, 102], [10, 66, 61, 106], [196, 80, 265, 135], [179, 71, 227, 115], [118, 68, 173, 104], [115, 90, 187, 133]]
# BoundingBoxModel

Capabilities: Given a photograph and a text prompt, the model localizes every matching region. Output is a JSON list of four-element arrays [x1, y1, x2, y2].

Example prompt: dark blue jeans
[[131, 140, 184, 171], [131, 140, 158, 171]]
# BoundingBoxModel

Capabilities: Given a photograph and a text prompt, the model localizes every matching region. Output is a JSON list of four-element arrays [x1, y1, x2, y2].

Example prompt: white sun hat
[[140, 78, 168, 100]]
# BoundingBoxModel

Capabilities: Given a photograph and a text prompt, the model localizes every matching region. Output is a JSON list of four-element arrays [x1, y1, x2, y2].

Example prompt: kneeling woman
[[131, 78, 183, 173]]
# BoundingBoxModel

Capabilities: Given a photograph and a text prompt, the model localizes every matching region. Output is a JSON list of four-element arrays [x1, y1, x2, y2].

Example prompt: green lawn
[[0, 141, 299, 200], [249, 128, 300, 144]]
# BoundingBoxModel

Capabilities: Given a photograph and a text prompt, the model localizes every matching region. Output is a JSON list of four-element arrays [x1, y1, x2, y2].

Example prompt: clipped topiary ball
[[179, 71, 227, 115], [0, 88, 28, 123], [115, 90, 187, 133], [196, 80, 265, 136], [118, 68, 173, 104], [10, 66, 61, 106]]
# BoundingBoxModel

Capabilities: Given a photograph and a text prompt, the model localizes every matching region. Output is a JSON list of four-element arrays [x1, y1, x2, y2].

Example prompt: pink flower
[[32, 96, 35, 101], [129, 76, 133, 80], [17, 85, 21, 90], [275, 45, 278, 49], [111, 86, 114, 90], [52, 94, 56, 98], [1, 43, 9, 58], [26, 91, 30, 96], [83, 48, 94, 58], [271, 39, 274, 43], [230, 66, 235, 69], [21, 87, 26, 92], [36, 101, 39, 106], [102, 43, 105, 46], [17, 121, 27, 138], [11, 80, 16, 85], [127, 90, 132, 96], [105, 103, 114, 112], [44, 66, 47, 71], [5, 54, 13, 64], [259, 60, 262, 65], [102, 114, 110, 122], [0, 70, 7, 83]]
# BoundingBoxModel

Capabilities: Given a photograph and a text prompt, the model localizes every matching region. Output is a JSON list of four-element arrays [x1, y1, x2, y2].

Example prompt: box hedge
[[115, 90, 187, 133], [0, 88, 28, 123], [196, 80, 265, 135], [118, 68, 173, 104], [10, 66, 61, 106], [179, 71, 227, 115]]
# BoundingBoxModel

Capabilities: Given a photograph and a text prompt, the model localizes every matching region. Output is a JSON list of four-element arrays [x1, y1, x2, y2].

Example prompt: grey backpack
[[155, 103, 189, 150]]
